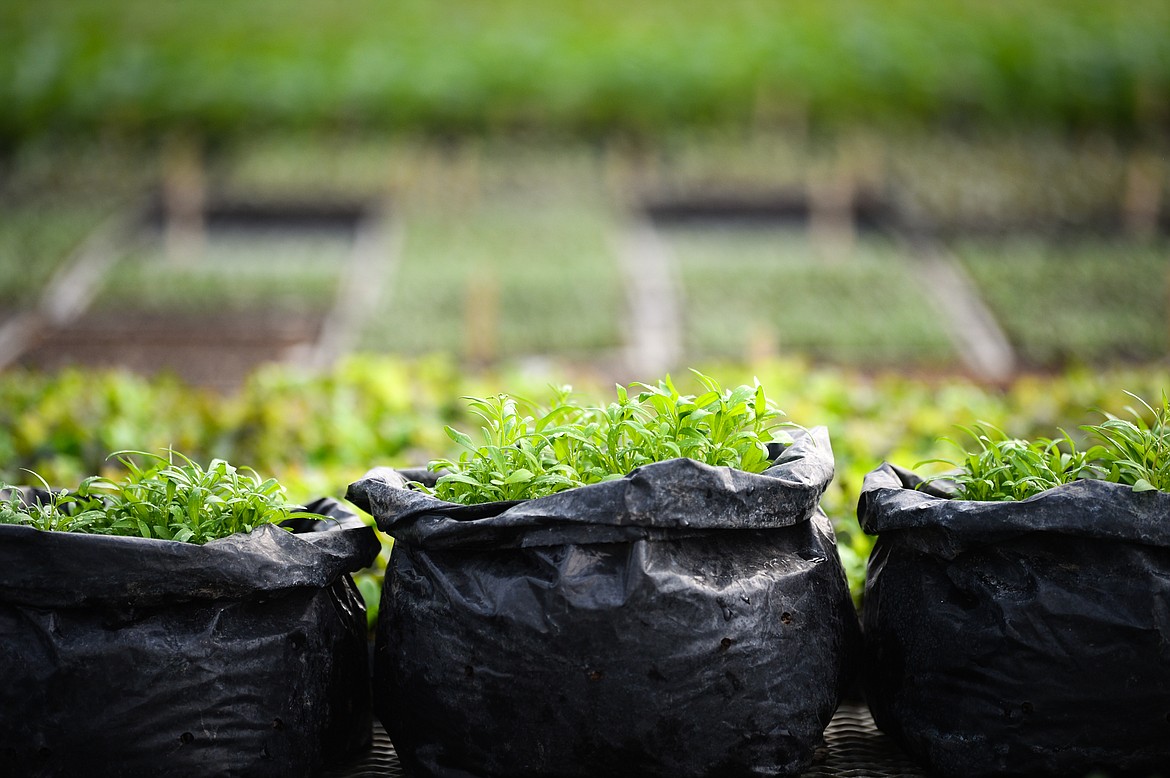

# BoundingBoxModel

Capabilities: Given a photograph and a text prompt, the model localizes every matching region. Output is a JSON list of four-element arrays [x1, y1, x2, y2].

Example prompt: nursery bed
[[321, 701, 926, 778]]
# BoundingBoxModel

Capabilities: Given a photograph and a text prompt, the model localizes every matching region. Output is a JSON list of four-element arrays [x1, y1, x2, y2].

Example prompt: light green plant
[[918, 424, 1100, 501], [0, 450, 313, 543], [426, 390, 585, 504], [422, 371, 792, 505], [0, 473, 108, 533], [1083, 391, 1170, 493]]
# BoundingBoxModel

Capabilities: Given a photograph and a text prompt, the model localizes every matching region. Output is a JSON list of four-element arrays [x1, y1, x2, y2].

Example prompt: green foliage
[[919, 425, 1101, 502], [424, 372, 790, 505], [956, 241, 1169, 366], [0, 205, 116, 307], [670, 229, 954, 365], [0, 475, 107, 533], [0, 356, 459, 497], [424, 391, 584, 504], [1084, 392, 1170, 493], [1, 0, 1166, 142], [0, 449, 311, 542], [918, 391, 1170, 500], [95, 236, 348, 314], [0, 369, 217, 487], [364, 200, 623, 359]]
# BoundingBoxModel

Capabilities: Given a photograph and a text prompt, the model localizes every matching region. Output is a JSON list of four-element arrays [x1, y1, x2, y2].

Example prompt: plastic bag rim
[[364, 424, 832, 511], [858, 461, 1170, 547]]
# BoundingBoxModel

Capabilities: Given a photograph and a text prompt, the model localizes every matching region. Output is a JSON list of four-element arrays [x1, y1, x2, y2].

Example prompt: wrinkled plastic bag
[[348, 427, 858, 778], [858, 464, 1170, 778], [0, 497, 380, 778]]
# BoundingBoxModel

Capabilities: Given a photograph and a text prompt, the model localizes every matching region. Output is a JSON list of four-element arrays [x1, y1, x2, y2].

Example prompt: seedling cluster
[[0, 450, 310, 543], [920, 426, 1098, 501], [922, 391, 1170, 500], [421, 371, 792, 505]]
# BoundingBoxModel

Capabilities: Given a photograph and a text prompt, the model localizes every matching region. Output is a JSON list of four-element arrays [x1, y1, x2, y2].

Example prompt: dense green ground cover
[[666, 227, 955, 364], [0, 205, 113, 311], [365, 198, 625, 359], [3, 356, 1168, 602], [955, 239, 1169, 365], [94, 234, 349, 313], [2, 1, 1167, 143]]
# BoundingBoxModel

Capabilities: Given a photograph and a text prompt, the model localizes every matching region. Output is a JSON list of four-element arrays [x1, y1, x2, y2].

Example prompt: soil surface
[[141, 197, 371, 238], [19, 310, 323, 391]]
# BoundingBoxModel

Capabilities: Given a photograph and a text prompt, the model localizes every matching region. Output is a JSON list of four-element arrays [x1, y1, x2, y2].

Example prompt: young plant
[[1083, 391, 1170, 493], [425, 392, 587, 505], [422, 371, 793, 506], [919, 424, 1101, 502], [0, 450, 312, 543], [0, 472, 108, 533]]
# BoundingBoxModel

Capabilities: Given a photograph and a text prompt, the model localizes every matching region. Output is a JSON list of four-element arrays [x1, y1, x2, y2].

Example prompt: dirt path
[[5, 199, 399, 389], [296, 205, 403, 370], [905, 237, 1016, 382], [615, 219, 684, 377], [0, 212, 127, 370]]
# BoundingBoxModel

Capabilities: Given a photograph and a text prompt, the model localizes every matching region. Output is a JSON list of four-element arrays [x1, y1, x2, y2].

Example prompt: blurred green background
[[3, 0, 1168, 140]]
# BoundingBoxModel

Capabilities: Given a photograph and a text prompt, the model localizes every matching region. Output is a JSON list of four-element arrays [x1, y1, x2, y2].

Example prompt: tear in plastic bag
[[858, 464, 1170, 778], [349, 427, 858, 778], [0, 497, 380, 778]]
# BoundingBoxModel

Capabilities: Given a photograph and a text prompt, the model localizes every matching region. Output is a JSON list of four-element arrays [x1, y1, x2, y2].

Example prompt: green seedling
[[420, 370, 794, 506], [0, 471, 107, 533], [1083, 391, 1170, 493], [918, 424, 1101, 502], [0, 449, 313, 543]]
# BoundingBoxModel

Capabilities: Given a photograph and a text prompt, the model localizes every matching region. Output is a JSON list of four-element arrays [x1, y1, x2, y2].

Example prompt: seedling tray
[[321, 701, 926, 778]]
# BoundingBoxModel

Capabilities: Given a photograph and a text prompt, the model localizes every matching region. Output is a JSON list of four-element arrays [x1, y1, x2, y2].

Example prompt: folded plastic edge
[[347, 426, 834, 547], [856, 462, 1170, 548]]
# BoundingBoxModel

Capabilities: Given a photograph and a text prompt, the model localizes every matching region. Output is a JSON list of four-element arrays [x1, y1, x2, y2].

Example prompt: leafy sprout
[[420, 370, 794, 506], [918, 423, 1101, 502], [1083, 391, 1170, 493], [0, 470, 108, 533], [0, 449, 314, 543]]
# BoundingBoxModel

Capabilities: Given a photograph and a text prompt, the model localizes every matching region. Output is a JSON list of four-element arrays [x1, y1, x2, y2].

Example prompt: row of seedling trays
[[13, 176, 1169, 389], [2, 375, 1168, 777]]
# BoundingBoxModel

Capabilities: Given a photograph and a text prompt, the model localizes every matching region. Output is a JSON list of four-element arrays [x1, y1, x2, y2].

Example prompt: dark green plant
[[422, 371, 792, 505], [0, 450, 313, 543], [1084, 391, 1170, 493], [919, 424, 1101, 501]]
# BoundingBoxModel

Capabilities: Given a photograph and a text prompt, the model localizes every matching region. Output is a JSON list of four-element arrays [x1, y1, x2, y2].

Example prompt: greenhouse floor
[[321, 700, 927, 777]]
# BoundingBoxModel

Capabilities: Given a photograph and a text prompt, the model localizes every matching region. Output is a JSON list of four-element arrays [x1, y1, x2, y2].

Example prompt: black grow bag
[[347, 427, 858, 778], [858, 464, 1170, 778], [0, 497, 381, 778]]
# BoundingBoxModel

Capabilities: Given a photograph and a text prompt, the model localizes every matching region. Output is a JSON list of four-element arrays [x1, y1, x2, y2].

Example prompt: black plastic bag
[[0, 497, 380, 778], [347, 427, 857, 778], [858, 464, 1170, 778]]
